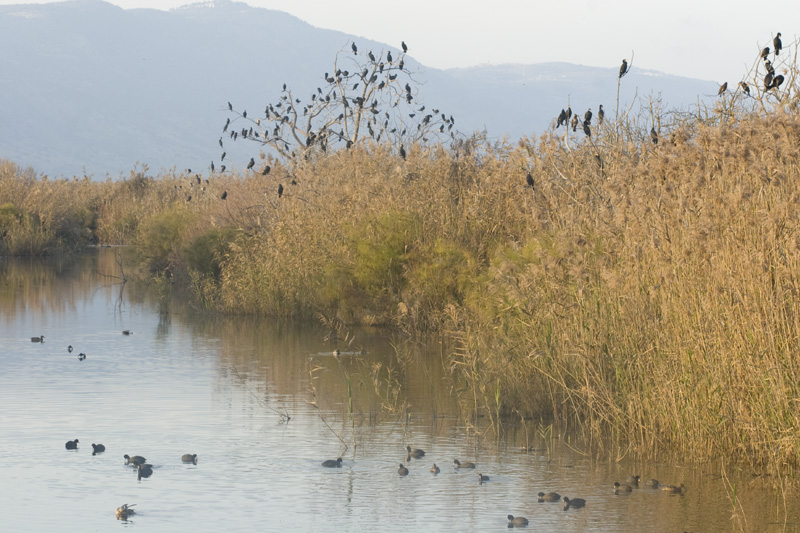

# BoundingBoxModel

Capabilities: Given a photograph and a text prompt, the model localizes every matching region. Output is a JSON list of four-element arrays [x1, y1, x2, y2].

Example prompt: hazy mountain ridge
[[0, 0, 719, 178]]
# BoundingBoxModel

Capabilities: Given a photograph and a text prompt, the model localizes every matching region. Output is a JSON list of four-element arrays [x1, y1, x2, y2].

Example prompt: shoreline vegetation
[[5, 63, 800, 480]]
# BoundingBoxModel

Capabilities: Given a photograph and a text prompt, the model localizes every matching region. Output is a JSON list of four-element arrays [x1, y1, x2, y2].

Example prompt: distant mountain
[[0, 0, 719, 178]]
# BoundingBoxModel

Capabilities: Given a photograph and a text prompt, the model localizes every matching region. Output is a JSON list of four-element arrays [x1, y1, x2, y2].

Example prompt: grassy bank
[[4, 103, 800, 475]]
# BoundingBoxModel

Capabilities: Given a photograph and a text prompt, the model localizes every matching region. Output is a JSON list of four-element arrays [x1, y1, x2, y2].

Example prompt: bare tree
[[219, 42, 459, 168]]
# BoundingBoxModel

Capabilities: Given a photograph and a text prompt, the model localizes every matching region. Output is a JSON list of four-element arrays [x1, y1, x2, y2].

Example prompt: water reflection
[[0, 249, 798, 532]]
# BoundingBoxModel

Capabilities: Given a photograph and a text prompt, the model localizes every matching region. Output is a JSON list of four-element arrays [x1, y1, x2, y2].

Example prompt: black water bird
[[584, 108, 592, 124], [351, 42, 358, 54], [402, 41, 408, 53], [31, 335, 44, 342], [182, 453, 198, 464], [619, 59, 628, 78], [571, 114, 578, 132], [137, 463, 153, 480], [765, 60, 775, 74], [761, 47, 770, 60], [278, 184, 284, 198], [566, 105, 572, 121], [65, 439, 79, 450], [68, 345, 73, 353], [739, 81, 750, 96], [124, 454, 146, 466], [247, 158, 255, 170], [398, 463, 409, 476], [597, 104, 604, 124], [478, 473, 490, 484], [650, 127, 658, 144], [563, 496, 586, 510], [399, 145, 406, 160], [507, 515, 529, 527], [242, 110, 247, 118], [772, 74, 785, 89], [221, 152, 226, 161], [556, 108, 567, 128], [526, 173, 534, 189], [453, 459, 476, 469], [122, 330, 131, 335], [92, 443, 105, 455], [227, 101, 232, 110], [765, 71, 774, 89], [368, 51, 375, 62], [406, 445, 425, 459], [262, 166, 271, 175], [221, 191, 227, 200], [322, 458, 342, 467], [583, 121, 591, 137], [78, 352, 86, 360], [614, 481, 633, 494], [538, 492, 561, 502], [774, 33, 782, 55], [387, 51, 393, 62], [718, 81, 727, 95]]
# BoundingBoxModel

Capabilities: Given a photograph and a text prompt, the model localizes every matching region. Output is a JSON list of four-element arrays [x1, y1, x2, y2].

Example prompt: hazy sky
[[1, 0, 794, 81]]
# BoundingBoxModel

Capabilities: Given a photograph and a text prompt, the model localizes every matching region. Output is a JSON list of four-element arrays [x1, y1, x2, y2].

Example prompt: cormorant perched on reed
[[774, 33, 782, 55], [571, 113, 578, 132], [650, 127, 658, 144], [277, 184, 284, 198], [221, 191, 227, 200], [526, 173, 534, 189], [387, 51, 393, 63], [262, 165, 270, 175], [351, 42, 357, 54], [556, 108, 567, 128], [619, 59, 628, 78], [718, 81, 727, 95], [761, 47, 770, 59], [773, 74, 785, 89], [597, 104, 604, 124], [402, 41, 408, 53], [584, 108, 592, 124], [765, 60, 775, 74], [399, 145, 406, 160], [566, 105, 572, 122], [583, 121, 591, 137], [368, 51, 375, 62], [246, 158, 255, 170]]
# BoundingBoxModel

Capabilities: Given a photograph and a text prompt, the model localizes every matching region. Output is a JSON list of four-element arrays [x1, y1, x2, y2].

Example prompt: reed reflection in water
[[0, 249, 798, 532]]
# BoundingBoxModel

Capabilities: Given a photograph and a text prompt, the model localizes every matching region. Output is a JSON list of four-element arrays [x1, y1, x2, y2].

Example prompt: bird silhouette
[[772, 74, 785, 89], [262, 166, 270, 175], [221, 191, 227, 200], [399, 145, 406, 160], [597, 104, 604, 124], [718, 82, 728, 96], [650, 127, 658, 144], [247, 158, 255, 170], [387, 51, 393, 63], [571, 114, 578, 132], [774, 33, 782, 56], [368, 51, 375, 62], [351, 42, 358, 54], [557, 109, 567, 128], [584, 108, 592, 124], [277, 184, 284, 198], [761, 47, 770, 60], [402, 41, 408, 53], [526, 173, 534, 189], [619, 59, 628, 78], [583, 121, 591, 137], [738, 81, 750, 96]]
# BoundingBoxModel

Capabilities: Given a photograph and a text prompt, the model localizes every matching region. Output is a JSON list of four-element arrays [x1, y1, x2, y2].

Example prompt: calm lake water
[[1, 249, 798, 532]]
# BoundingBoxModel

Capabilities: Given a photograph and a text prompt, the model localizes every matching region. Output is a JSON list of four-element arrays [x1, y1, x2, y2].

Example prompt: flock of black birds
[[320, 445, 687, 528], [218, 41, 455, 175], [719, 33, 784, 97]]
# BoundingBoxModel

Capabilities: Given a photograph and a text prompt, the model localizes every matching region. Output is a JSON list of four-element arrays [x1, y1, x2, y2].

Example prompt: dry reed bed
[[3, 110, 800, 475]]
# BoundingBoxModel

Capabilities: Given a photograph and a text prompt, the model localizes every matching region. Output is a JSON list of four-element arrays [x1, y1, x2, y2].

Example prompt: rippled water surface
[[1, 250, 799, 532]]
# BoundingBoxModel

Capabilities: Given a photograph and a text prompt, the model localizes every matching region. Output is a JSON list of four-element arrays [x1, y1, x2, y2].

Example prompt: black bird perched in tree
[[221, 152, 226, 161], [246, 158, 255, 170], [556, 108, 567, 128], [765, 71, 774, 89], [351, 42, 357, 54], [764, 60, 775, 74], [583, 121, 591, 137], [650, 127, 658, 144], [718, 82, 727, 96], [526, 173, 535, 189], [774, 33, 782, 56], [619, 59, 628, 78], [399, 145, 406, 160], [761, 47, 770, 60], [368, 51, 375, 62], [242, 110, 247, 118], [277, 184, 284, 198], [262, 166, 270, 175], [387, 51, 393, 63], [597, 104, 604, 124], [221, 191, 227, 200], [772, 74, 785, 89], [211, 161, 215, 172], [584, 108, 592, 125], [566, 105, 572, 122], [738, 81, 750, 96], [402, 41, 408, 53], [227, 101, 232, 110], [571, 113, 578, 132]]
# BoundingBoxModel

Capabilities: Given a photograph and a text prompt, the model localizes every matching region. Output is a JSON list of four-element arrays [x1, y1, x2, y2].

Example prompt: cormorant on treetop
[[597, 104, 604, 124], [650, 127, 658, 144], [246, 158, 255, 170], [584, 108, 592, 124], [738, 81, 750, 96], [402, 41, 408, 53], [619, 59, 628, 78], [774, 33, 782, 56], [718, 82, 727, 96], [351, 42, 357, 54], [761, 47, 770, 60], [556, 108, 567, 128]]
